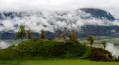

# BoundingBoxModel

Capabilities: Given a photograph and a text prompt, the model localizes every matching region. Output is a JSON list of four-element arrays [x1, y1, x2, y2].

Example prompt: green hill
[[0, 38, 118, 62]]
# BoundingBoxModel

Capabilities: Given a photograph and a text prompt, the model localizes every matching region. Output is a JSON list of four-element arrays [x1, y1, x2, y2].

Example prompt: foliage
[[0, 38, 92, 59], [87, 35, 94, 47], [69, 32, 77, 41], [64, 40, 85, 58], [0, 37, 115, 62], [41, 29, 46, 39], [101, 41, 107, 50], [27, 28, 32, 39], [60, 32, 66, 38], [16, 38, 86, 58], [15, 25, 27, 41], [91, 47, 112, 61], [80, 46, 91, 59]]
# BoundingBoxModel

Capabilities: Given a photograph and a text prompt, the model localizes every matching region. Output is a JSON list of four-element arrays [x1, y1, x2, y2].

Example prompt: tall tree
[[87, 35, 94, 60], [27, 28, 32, 39], [15, 25, 27, 41], [41, 29, 46, 39], [87, 35, 94, 49], [69, 32, 77, 40], [102, 41, 107, 50]]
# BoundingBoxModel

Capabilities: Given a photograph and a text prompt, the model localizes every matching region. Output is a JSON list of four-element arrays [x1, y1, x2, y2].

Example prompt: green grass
[[0, 59, 119, 65], [80, 36, 119, 44]]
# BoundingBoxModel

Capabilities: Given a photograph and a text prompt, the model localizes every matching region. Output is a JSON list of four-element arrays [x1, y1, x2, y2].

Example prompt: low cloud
[[0, 41, 9, 49], [0, 10, 119, 33], [106, 43, 119, 58]]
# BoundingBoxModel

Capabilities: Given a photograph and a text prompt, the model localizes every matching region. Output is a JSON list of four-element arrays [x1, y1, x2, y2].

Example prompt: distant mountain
[[0, 8, 119, 39], [80, 8, 115, 21], [0, 8, 115, 21]]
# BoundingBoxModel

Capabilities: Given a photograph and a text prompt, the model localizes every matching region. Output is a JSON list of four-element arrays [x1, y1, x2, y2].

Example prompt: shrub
[[91, 48, 112, 61], [16, 38, 87, 58]]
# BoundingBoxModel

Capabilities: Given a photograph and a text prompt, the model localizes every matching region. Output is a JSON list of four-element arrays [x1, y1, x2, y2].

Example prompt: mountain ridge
[[0, 8, 118, 39]]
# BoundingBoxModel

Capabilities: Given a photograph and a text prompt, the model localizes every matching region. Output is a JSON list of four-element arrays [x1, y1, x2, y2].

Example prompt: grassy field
[[80, 36, 119, 49], [80, 36, 119, 44], [0, 59, 119, 65]]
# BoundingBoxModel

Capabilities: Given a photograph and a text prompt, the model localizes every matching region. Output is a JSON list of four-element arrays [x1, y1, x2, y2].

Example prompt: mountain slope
[[0, 8, 118, 39], [80, 8, 115, 21]]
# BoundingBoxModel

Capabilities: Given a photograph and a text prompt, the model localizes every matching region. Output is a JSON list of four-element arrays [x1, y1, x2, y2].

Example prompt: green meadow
[[0, 59, 119, 65]]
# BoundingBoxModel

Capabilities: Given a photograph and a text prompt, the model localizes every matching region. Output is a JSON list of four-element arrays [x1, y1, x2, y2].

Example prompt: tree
[[102, 41, 107, 50], [69, 32, 77, 40], [59, 32, 67, 42], [60, 32, 66, 38], [87, 35, 94, 60], [15, 25, 27, 41], [27, 28, 32, 39], [87, 35, 94, 49], [41, 29, 46, 39]]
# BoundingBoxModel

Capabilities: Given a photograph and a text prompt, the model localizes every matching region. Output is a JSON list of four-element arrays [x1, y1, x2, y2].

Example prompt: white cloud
[[0, 0, 119, 33], [106, 43, 119, 58], [0, 10, 118, 33], [0, 41, 9, 49]]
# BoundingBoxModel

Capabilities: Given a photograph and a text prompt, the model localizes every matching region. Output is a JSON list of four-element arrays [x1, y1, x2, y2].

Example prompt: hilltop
[[0, 37, 118, 61]]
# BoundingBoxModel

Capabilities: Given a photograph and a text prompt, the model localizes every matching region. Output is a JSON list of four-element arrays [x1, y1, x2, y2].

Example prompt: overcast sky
[[0, 0, 119, 18]]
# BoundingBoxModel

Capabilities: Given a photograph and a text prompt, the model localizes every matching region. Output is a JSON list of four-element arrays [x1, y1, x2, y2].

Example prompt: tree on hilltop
[[87, 35, 94, 49], [69, 32, 77, 41], [102, 41, 107, 50], [15, 25, 27, 41], [41, 29, 46, 39], [27, 28, 32, 39]]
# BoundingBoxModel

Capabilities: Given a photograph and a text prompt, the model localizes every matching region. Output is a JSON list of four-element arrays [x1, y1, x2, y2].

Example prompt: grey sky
[[0, 0, 119, 18]]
